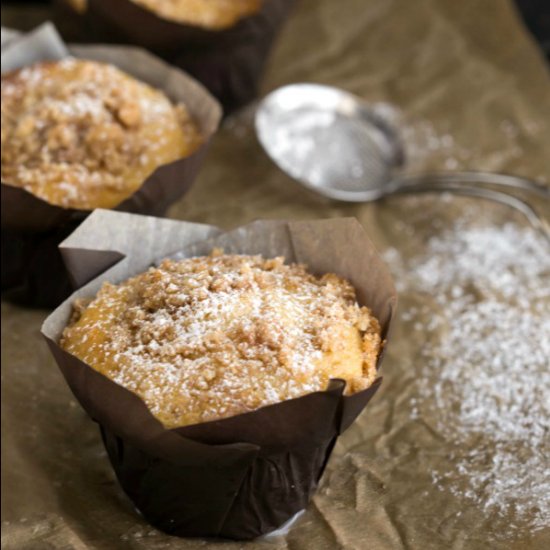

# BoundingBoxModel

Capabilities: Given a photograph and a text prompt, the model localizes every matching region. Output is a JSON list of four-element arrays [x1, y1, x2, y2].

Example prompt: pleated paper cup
[[42, 210, 397, 540]]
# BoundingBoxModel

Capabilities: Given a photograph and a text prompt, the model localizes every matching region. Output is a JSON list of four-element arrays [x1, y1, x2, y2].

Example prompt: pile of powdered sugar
[[384, 219, 550, 533]]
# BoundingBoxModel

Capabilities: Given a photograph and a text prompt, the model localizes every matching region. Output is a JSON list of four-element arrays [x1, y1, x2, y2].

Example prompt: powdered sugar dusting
[[384, 221, 550, 533], [1, 58, 201, 209], [61, 253, 381, 428]]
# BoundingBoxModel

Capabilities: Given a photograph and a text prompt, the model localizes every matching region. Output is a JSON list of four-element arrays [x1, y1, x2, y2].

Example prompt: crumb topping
[[61, 252, 381, 428], [1, 58, 202, 210], [131, 0, 262, 29]]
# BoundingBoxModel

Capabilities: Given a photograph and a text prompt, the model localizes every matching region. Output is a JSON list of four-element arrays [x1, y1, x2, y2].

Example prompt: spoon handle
[[389, 180, 550, 244], [389, 171, 550, 198]]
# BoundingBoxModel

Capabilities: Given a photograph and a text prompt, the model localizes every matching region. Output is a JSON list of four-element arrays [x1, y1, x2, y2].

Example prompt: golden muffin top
[[65, 0, 87, 13], [1, 58, 201, 210], [61, 252, 382, 428], [131, 0, 262, 29]]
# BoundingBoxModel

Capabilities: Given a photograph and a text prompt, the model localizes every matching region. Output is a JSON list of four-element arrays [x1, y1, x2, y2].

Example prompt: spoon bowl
[[255, 83, 403, 201], [255, 83, 549, 240]]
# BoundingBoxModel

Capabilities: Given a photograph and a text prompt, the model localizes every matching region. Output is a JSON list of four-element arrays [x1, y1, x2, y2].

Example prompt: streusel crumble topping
[[61, 252, 382, 428], [1, 58, 202, 209]]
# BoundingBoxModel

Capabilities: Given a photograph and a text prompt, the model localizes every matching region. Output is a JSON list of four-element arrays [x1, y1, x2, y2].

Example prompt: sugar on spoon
[[255, 84, 549, 241]]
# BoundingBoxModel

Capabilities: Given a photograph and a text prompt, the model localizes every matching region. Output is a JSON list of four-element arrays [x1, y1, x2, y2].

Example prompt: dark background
[[515, 0, 550, 59], [2, 0, 550, 61]]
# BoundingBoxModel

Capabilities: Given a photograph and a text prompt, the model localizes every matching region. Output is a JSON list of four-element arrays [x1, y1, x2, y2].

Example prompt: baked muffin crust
[[1, 58, 201, 210], [61, 252, 382, 428], [131, 0, 262, 29]]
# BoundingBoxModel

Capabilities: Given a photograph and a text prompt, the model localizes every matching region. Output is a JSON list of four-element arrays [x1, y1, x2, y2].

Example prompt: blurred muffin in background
[[55, 0, 297, 113], [131, 0, 262, 30]]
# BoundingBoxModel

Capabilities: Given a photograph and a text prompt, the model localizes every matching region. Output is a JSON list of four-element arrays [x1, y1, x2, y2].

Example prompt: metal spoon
[[255, 83, 549, 239]]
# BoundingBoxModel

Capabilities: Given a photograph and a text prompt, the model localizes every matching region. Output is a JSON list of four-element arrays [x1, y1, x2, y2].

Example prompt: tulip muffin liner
[[55, 0, 298, 113], [1, 24, 221, 307], [42, 210, 397, 540]]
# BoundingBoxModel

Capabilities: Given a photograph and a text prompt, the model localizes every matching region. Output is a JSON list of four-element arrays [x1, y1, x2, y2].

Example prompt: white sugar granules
[[384, 221, 550, 534], [61, 254, 382, 429]]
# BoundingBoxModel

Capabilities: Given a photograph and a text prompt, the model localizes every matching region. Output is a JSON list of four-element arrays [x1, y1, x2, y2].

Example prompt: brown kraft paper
[[41, 210, 397, 540], [1, 23, 221, 307]]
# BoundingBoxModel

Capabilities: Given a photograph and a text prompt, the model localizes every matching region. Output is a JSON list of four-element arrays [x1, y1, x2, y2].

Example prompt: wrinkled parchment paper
[[2, 0, 549, 548]]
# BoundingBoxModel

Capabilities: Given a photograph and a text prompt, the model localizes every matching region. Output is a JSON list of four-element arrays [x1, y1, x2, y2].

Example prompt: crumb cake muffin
[[1, 58, 202, 210], [61, 252, 382, 428], [130, 0, 262, 29], [62, 0, 261, 29]]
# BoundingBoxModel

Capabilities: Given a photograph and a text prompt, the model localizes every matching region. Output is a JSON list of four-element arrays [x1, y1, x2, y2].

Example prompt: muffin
[[72, 0, 262, 28], [2, 25, 221, 308], [59, 0, 297, 113], [61, 251, 382, 428], [45, 214, 396, 539], [1, 58, 202, 210]]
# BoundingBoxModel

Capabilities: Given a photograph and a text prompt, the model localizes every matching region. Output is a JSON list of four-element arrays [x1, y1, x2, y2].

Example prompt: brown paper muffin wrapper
[[55, 0, 297, 113], [41, 210, 397, 540], [1, 23, 221, 307]]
